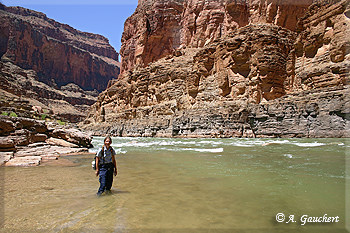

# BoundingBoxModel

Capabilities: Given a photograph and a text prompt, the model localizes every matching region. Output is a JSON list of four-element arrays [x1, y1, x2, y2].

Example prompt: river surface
[[1, 137, 349, 232]]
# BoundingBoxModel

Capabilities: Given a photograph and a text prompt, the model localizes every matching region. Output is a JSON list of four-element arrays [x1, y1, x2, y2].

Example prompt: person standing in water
[[95, 136, 117, 196]]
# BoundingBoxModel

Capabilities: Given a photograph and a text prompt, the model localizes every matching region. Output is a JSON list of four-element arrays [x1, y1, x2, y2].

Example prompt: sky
[[1, 0, 138, 58]]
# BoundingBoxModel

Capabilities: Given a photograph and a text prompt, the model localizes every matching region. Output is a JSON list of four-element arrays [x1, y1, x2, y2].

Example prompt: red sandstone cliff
[[0, 4, 121, 122], [0, 4, 120, 92], [120, 0, 312, 74], [82, 0, 349, 138]]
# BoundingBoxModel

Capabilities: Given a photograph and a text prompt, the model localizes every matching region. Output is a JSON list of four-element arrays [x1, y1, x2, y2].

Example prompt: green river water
[[1, 137, 349, 232]]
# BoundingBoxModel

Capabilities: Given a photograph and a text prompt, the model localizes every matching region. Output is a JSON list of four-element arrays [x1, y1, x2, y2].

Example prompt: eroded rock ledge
[[0, 116, 93, 166], [82, 86, 349, 138]]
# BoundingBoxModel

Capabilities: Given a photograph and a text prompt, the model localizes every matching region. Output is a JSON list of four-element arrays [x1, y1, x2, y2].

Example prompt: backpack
[[92, 146, 104, 170], [92, 146, 115, 170], [92, 156, 97, 170]]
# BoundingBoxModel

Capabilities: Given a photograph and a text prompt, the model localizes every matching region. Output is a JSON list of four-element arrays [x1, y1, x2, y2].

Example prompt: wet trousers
[[97, 163, 114, 194]]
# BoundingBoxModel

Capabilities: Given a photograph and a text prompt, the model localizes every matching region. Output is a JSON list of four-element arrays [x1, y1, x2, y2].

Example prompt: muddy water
[[1, 137, 349, 232]]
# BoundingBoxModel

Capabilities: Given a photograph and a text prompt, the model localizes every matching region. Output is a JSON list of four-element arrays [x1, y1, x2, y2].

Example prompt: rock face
[[82, 0, 350, 138], [0, 115, 92, 166], [290, 0, 350, 91], [0, 4, 120, 92], [0, 60, 98, 122], [0, 3, 120, 122], [120, 0, 312, 73]]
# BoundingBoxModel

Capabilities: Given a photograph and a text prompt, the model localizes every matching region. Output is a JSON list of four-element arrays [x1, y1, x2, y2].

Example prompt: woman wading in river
[[95, 136, 117, 196]]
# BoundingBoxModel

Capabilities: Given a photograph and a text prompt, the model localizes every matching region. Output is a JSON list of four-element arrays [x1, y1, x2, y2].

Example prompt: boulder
[[0, 152, 14, 165], [16, 118, 48, 133], [45, 137, 79, 148], [13, 143, 89, 163], [14, 144, 52, 157], [32, 105, 43, 114], [11, 129, 30, 136], [0, 117, 15, 135], [4, 156, 41, 166], [31, 133, 48, 143], [40, 146, 88, 160], [15, 117, 36, 129], [7, 135, 29, 146], [0, 137, 15, 151], [52, 128, 92, 148]]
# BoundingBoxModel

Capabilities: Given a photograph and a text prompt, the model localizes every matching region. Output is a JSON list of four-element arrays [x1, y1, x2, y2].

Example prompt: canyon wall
[[290, 0, 350, 91], [0, 4, 123, 122], [120, 0, 312, 73], [83, 0, 349, 138], [0, 4, 120, 92], [0, 60, 99, 122]]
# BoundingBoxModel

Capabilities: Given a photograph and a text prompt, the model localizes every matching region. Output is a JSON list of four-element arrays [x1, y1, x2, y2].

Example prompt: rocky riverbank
[[0, 115, 93, 166], [82, 86, 349, 138]]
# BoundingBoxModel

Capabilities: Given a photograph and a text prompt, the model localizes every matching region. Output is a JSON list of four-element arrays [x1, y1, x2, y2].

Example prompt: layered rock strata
[[0, 115, 92, 166], [0, 3, 120, 122], [120, 0, 312, 73], [85, 86, 349, 138], [290, 0, 350, 91], [0, 4, 120, 91], [0, 61, 98, 122], [83, 0, 349, 138]]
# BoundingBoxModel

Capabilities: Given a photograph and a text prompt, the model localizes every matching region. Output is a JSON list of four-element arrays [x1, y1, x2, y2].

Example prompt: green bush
[[41, 114, 47, 120], [9, 112, 17, 117], [1, 111, 9, 116], [57, 119, 66, 125]]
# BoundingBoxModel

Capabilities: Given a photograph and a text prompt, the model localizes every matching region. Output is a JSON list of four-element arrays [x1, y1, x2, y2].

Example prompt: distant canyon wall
[[82, 0, 350, 138], [0, 4, 120, 92], [0, 4, 121, 122]]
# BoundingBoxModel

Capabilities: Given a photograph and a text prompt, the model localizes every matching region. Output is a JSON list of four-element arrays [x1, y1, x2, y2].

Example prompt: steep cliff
[[290, 0, 350, 91], [0, 4, 120, 92], [0, 4, 122, 122], [0, 60, 98, 123], [120, 0, 312, 73], [82, 0, 349, 138]]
